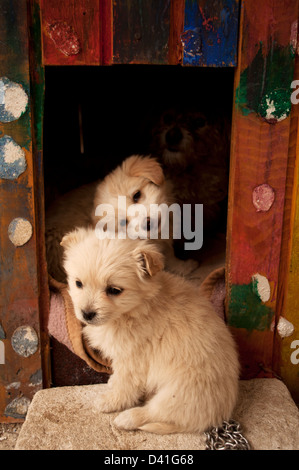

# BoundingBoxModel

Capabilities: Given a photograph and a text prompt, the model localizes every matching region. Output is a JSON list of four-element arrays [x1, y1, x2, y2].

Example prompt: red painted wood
[[40, 0, 101, 65], [226, 0, 298, 379], [169, 0, 185, 64], [100, 0, 112, 65]]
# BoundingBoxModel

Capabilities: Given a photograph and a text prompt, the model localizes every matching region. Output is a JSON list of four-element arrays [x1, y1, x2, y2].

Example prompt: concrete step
[[15, 379, 299, 450]]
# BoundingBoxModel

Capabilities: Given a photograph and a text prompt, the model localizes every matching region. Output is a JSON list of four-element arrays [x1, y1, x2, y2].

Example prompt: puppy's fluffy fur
[[92, 154, 197, 275], [91, 154, 171, 229], [62, 228, 239, 435], [46, 155, 196, 282]]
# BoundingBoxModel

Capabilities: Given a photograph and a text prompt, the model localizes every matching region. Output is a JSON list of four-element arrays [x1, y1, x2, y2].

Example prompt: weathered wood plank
[[182, 0, 239, 66], [40, 0, 101, 65], [100, 0, 113, 65], [274, 55, 299, 404], [28, 0, 51, 390], [169, 0, 185, 65], [0, 0, 43, 422], [226, 0, 298, 379], [113, 0, 171, 64]]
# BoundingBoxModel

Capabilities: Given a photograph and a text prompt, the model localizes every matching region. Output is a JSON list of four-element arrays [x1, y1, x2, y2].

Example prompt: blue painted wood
[[182, 0, 240, 67]]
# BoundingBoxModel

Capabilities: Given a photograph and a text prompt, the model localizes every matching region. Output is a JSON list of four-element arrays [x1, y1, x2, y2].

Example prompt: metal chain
[[205, 419, 250, 450]]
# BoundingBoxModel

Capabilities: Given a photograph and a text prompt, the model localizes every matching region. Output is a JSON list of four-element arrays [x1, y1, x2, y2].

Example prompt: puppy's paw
[[96, 392, 124, 413], [183, 259, 199, 275], [114, 407, 146, 430], [169, 258, 198, 276]]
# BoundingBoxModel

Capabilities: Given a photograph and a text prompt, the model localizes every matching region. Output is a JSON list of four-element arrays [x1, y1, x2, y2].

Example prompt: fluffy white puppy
[[92, 154, 198, 275], [62, 228, 239, 435]]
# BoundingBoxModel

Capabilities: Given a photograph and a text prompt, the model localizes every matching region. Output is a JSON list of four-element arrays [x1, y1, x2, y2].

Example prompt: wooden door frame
[[1, 0, 299, 422]]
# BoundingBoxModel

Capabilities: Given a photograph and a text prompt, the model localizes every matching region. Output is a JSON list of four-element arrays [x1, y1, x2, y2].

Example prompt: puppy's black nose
[[165, 126, 183, 148], [82, 310, 97, 322]]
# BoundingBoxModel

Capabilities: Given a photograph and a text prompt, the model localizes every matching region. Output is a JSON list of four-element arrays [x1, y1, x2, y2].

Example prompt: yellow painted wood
[[276, 116, 299, 404]]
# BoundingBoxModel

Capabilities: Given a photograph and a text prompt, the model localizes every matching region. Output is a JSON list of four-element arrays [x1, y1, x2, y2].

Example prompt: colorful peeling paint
[[277, 317, 295, 338], [228, 283, 274, 331], [236, 43, 295, 122], [11, 326, 38, 358], [251, 274, 271, 303], [46, 21, 81, 57], [0, 135, 27, 180], [252, 184, 275, 213], [4, 396, 31, 419], [0, 323, 5, 340], [0, 77, 28, 123], [8, 218, 33, 247], [182, 0, 239, 66]]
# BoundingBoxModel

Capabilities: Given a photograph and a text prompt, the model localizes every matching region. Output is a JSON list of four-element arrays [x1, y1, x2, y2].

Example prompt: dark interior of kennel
[[43, 65, 235, 386]]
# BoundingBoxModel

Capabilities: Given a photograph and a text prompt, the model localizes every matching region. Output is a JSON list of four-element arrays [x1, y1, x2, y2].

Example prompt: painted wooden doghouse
[[1, 0, 299, 423]]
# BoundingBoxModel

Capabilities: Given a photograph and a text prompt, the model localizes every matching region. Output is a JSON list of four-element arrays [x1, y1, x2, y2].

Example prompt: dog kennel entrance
[[43, 64, 234, 386]]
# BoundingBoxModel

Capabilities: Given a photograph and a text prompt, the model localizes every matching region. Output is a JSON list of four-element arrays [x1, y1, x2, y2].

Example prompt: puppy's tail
[[139, 422, 183, 435]]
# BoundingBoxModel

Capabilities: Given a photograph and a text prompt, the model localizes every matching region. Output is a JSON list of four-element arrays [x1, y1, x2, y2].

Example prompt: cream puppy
[[92, 154, 197, 276], [91, 155, 171, 234], [62, 228, 239, 435]]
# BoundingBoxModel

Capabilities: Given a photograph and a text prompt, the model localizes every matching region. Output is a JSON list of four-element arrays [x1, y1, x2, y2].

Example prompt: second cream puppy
[[92, 154, 197, 275]]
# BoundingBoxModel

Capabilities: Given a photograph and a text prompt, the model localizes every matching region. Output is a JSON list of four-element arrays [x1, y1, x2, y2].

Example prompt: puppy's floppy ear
[[60, 227, 88, 250], [133, 244, 164, 277], [123, 155, 164, 185]]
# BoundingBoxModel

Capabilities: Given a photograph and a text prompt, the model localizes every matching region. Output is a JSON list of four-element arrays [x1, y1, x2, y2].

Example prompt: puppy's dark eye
[[106, 286, 123, 296], [76, 280, 83, 288], [133, 190, 141, 203]]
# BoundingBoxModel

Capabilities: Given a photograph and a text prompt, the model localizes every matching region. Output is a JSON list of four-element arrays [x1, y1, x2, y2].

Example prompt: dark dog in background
[[150, 105, 231, 258]]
